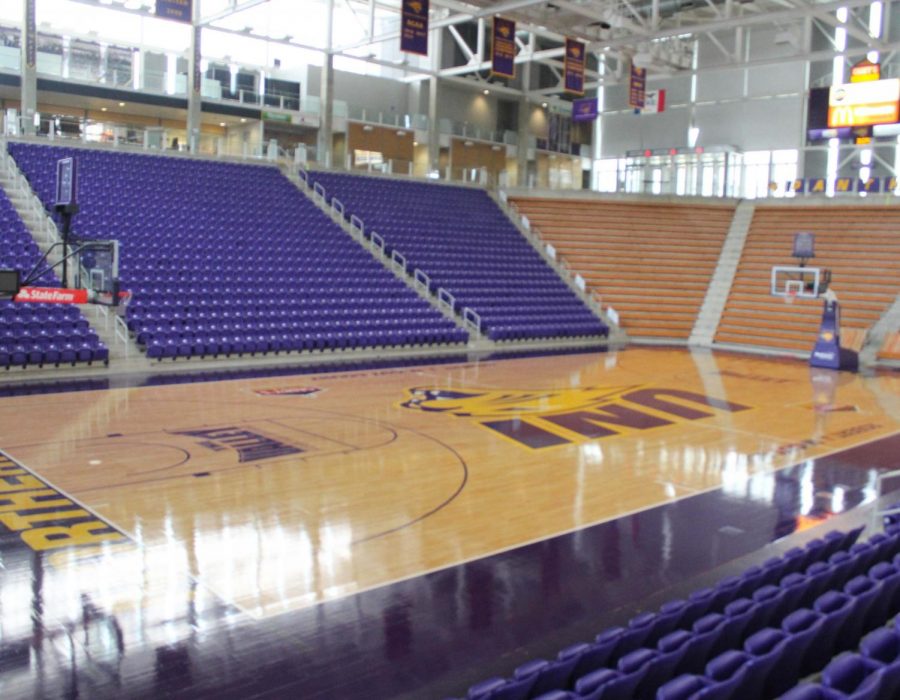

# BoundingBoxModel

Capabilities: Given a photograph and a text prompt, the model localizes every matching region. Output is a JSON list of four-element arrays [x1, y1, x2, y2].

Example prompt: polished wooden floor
[[0, 347, 897, 631]]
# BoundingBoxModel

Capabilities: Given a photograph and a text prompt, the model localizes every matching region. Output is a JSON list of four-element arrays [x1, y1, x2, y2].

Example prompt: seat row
[[144, 326, 467, 359], [455, 525, 876, 700], [781, 622, 900, 699], [1, 336, 108, 367]]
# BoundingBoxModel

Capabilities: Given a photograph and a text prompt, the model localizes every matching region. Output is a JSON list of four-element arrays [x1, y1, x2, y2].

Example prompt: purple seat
[[820, 653, 884, 699]]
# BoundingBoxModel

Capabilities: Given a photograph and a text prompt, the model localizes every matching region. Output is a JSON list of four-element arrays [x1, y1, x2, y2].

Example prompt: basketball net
[[784, 289, 798, 305]]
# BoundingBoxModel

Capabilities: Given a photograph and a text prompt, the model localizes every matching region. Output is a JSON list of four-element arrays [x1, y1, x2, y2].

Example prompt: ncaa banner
[[400, 0, 429, 56], [572, 97, 598, 122], [788, 179, 805, 193], [628, 64, 646, 109], [156, 0, 192, 23], [491, 17, 516, 79], [564, 38, 586, 95]]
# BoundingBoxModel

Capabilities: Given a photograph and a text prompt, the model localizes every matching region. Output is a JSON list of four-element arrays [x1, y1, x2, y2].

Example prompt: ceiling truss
[[58, 0, 895, 105]]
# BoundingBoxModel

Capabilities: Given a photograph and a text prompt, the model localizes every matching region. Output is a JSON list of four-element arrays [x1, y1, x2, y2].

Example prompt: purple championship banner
[[628, 64, 646, 109], [572, 97, 598, 122], [564, 38, 586, 95], [155, 0, 192, 23], [400, 0, 429, 56], [491, 17, 516, 79]]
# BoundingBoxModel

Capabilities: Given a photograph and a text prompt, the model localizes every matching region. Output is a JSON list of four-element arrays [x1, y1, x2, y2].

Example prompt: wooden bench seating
[[511, 197, 734, 339], [715, 205, 900, 353], [878, 332, 900, 360]]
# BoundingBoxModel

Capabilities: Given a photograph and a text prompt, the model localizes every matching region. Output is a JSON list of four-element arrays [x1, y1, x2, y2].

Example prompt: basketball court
[[0, 347, 895, 610]]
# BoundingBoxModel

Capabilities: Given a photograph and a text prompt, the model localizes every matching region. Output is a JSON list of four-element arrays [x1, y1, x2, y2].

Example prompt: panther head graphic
[[400, 386, 638, 418]]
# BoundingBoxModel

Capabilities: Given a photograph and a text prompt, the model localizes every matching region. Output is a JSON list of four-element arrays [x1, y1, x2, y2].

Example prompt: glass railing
[[3, 113, 294, 165]]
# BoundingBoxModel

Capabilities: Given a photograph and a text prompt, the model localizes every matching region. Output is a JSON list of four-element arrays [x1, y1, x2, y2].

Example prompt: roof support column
[[516, 60, 532, 188], [428, 22, 443, 174], [187, 0, 202, 152], [317, 0, 335, 167]]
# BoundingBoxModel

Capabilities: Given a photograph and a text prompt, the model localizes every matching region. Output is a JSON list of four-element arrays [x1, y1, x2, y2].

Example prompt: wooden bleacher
[[878, 331, 900, 361], [715, 205, 900, 353], [509, 197, 735, 339]]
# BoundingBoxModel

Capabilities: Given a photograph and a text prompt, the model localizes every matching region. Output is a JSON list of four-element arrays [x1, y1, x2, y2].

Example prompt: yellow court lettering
[[23, 522, 123, 551], [0, 508, 90, 531]]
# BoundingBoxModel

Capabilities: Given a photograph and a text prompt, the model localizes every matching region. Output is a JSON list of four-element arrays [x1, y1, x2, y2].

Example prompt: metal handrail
[[115, 314, 130, 356], [391, 250, 407, 271], [463, 307, 483, 335], [438, 288, 456, 310], [298, 167, 309, 183], [313, 181, 326, 204], [873, 468, 900, 533], [370, 232, 386, 252], [413, 268, 431, 290], [331, 197, 345, 218], [350, 215, 365, 235]]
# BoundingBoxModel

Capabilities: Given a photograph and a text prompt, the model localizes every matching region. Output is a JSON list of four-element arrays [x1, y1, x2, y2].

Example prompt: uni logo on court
[[401, 385, 752, 449]]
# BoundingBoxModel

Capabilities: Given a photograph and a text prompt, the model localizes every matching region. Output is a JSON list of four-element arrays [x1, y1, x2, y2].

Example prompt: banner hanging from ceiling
[[628, 64, 646, 109], [400, 0, 430, 56], [572, 97, 598, 122], [491, 17, 516, 79], [564, 38, 586, 95], [155, 0, 192, 23], [641, 89, 666, 114]]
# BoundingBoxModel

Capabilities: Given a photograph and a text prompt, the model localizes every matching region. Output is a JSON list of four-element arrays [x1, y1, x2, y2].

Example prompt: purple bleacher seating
[[0, 184, 106, 368], [304, 170, 609, 342], [8, 143, 467, 360], [455, 523, 900, 700]]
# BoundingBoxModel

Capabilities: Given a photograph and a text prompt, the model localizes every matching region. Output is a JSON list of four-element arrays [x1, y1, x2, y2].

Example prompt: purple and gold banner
[[628, 64, 646, 109], [491, 17, 516, 79], [572, 97, 598, 122], [400, 0, 429, 56], [772, 176, 900, 195], [156, 0, 192, 23], [858, 176, 881, 193], [807, 178, 826, 194], [835, 177, 854, 193], [564, 38, 585, 96]]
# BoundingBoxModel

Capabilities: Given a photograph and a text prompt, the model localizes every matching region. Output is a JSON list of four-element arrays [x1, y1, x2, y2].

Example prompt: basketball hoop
[[784, 289, 797, 305]]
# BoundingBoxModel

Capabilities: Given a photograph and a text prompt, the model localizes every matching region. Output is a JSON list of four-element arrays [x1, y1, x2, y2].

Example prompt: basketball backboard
[[74, 239, 122, 306], [771, 265, 830, 299]]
